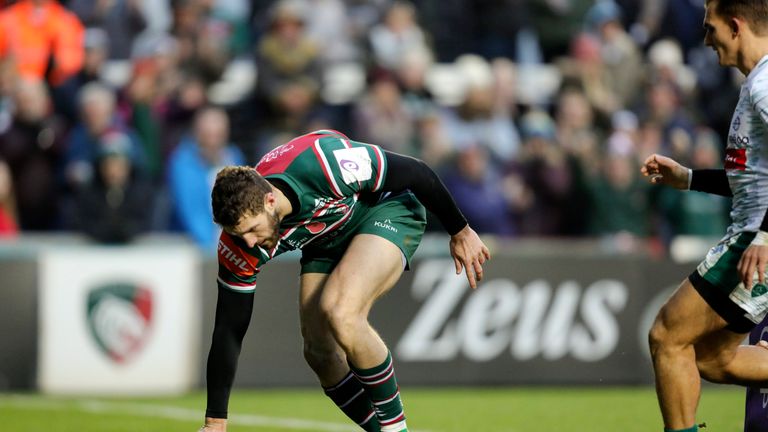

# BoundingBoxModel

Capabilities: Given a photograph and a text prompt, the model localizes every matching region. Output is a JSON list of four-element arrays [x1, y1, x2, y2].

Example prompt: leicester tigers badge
[[86, 282, 153, 364]]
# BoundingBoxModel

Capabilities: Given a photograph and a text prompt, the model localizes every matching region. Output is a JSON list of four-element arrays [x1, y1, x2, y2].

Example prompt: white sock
[[381, 420, 407, 432]]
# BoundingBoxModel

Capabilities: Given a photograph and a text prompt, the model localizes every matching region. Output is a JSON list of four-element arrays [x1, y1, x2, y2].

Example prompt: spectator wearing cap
[[167, 106, 245, 251], [0, 0, 85, 86], [69, 0, 147, 60], [64, 82, 146, 190], [65, 130, 155, 243]]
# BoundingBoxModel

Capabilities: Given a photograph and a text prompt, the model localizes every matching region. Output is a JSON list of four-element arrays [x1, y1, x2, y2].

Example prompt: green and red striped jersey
[[216, 130, 388, 293]]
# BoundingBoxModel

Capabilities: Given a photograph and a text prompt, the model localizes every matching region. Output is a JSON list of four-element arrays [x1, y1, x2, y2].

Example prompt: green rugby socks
[[665, 423, 705, 432], [350, 352, 407, 432], [323, 372, 380, 431]]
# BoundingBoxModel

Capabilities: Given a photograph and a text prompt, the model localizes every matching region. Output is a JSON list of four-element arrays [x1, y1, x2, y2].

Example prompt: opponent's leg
[[695, 328, 768, 386], [320, 234, 408, 431], [648, 279, 729, 430], [300, 272, 379, 431]]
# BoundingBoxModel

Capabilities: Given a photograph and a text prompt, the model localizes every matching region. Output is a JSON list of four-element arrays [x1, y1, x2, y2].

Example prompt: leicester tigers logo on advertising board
[[86, 283, 153, 364]]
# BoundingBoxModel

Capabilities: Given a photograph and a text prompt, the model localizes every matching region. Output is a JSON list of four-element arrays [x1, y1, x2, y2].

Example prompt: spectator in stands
[[513, 109, 578, 236], [352, 71, 415, 155], [396, 47, 437, 115], [558, 32, 619, 123], [368, 1, 432, 73], [162, 71, 209, 159], [588, 149, 650, 241], [69, 0, 147, 60], [443, 145, 516, 236], [639, 79, 696, 159], [584, 0, 644, 111], [65, 131, 154, 243], [64, 82, 145, 189], [439, 55, 521, 167], [0, 0, 85, 87], [55, 27, 111, 125], [303, 0, 361, 66], [0, 159, 18, 238], [656, 128, 729, 241], [253, 0, 323, 152], [0, 79, 67, 231], [170, 0, 233, 83], [167, 106, 245, 251], [529, 0, 594, 62]]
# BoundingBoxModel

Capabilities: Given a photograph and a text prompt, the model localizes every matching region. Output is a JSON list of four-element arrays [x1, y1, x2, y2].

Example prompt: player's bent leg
[[300, 273, 381, 432], [300, 273, 349, 384], [695, 328, 768, 386], [319, 234, 404, 364], [320, 234, 408, 432], [648, 279, 728, 431]]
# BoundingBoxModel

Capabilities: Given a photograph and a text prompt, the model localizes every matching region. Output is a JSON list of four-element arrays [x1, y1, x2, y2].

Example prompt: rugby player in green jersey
[[642, 1, 768, 431], [199, 130, 490, 432]]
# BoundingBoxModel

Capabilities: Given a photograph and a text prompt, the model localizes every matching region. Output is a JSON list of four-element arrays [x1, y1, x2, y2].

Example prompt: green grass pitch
[[0, 386, 746, 431]]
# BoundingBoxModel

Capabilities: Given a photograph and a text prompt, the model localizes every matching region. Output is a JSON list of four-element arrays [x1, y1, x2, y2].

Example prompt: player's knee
[[648, 316, 670, 357], [320, 303, 361, 346]]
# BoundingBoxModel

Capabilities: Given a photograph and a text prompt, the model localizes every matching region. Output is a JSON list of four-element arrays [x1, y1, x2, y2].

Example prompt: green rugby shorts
[[300, 191, 427, 275], [689, 231, 768, 333]]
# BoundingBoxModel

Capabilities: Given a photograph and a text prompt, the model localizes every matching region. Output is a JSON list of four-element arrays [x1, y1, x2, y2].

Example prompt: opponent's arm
[[382, 151, 490, 288], [690, 169, 732, 197], [641, 154, 732, 197], [202, 287, 255, 431]]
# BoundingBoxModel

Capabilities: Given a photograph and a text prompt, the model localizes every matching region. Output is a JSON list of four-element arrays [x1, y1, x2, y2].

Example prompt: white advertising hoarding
[[38, 246, 200, 395]]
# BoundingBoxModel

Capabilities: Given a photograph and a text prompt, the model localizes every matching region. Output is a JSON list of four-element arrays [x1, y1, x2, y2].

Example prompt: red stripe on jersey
[[256, 135, 316, 176], [217, 232, 260, 277], [312, 139, 343, 197], [725, 148, 747, 171], [371, 145, 385, 191]]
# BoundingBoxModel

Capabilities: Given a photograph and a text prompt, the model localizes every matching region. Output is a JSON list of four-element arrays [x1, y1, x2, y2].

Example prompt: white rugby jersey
[[724, 55, 768, 238]]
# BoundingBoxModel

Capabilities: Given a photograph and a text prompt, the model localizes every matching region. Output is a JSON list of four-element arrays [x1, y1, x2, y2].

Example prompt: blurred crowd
[[0, 0, 734, 255]]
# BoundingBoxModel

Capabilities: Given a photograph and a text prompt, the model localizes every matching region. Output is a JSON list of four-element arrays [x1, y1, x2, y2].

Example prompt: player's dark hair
[[211, 166, 273, 228], [708, 0, 768, 35]]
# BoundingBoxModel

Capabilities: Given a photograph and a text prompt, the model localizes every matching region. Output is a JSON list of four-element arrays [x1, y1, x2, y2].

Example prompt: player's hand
[[199, 417, 227, 432], [449, 225, 491, 289], [640, 154, 690, 189], [738, 244, 768, 291]]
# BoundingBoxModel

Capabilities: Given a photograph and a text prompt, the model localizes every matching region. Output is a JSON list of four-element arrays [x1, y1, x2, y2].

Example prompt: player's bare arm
[[381, 151, 491, 288], [739, 207, 768, 290], [641, 153, 690, 189], [200, 417, 227, 432], [449, 225, 491, 289]]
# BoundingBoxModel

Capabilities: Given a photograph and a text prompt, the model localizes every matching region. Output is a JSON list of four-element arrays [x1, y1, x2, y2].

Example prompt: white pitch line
[[0, 395, 434, 432], [1, 396, 358, 431]]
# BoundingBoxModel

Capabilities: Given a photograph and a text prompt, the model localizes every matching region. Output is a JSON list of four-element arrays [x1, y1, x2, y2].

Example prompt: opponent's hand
[[199, 417, 227, 432], [641, 154, 690, 189], [738, 244, 768, 291], [449, 225, 491, 289]]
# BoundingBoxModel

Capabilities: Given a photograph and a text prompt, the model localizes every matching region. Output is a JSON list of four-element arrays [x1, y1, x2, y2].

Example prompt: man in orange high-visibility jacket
[[0, 0, 85, 86]]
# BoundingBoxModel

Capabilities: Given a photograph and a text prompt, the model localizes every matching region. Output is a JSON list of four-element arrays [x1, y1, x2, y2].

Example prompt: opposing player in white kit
[[642, 1, 768, 431]]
